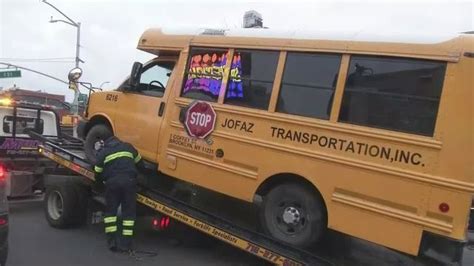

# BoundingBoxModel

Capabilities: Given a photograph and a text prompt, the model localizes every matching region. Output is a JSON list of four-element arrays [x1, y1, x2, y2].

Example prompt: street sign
[[78, 93, 88, 103], [184, 101, 217, 139], [0, 70, 21, 79]]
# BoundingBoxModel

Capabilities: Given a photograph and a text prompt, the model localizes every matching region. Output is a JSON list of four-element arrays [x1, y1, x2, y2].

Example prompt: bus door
[[114, 58, 177, 161]]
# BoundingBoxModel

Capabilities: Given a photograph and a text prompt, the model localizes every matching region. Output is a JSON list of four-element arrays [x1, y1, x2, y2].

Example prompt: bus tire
[[84, 124, 113, 164], [44, 183, 87, 228], [260, 183, 326, 247]]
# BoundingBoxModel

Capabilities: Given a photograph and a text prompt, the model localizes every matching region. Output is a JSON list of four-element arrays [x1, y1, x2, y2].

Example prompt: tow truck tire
[[260, 183, 326, 248], [85, 124, 113, 164], [44, 183, 88, 228]]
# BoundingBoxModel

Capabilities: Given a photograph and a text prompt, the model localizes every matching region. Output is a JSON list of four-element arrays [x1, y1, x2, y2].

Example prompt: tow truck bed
[[34, 136, 332, 266]]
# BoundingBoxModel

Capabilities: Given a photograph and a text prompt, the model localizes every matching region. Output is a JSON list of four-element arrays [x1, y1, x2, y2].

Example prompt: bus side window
[[224, 49, 279, 110], [276, 52, 342, 120], [338, 56, 446, 136], [138, 62, 175, 97]]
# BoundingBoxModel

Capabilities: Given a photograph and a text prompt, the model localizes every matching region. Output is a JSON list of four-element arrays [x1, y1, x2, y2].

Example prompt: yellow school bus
[[78, 28, 473, 262]]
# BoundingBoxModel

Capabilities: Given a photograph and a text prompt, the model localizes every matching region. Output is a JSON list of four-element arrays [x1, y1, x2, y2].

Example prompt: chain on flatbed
[[38, 144, 332, 266]]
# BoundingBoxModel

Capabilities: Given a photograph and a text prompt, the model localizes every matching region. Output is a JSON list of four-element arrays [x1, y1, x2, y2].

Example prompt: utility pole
[[75, 22, 81, 69], [42, 0, 83, 137]]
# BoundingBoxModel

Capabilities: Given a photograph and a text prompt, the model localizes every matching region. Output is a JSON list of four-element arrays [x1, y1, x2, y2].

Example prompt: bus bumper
[[419, 231, 466, 264]]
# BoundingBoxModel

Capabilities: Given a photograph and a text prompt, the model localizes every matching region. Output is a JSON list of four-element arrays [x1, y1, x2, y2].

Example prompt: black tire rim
[[272, 200, 307, 236]]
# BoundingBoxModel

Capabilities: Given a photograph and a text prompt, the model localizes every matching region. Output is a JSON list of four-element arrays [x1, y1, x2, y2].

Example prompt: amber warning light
[[0, 98, 12, 106]]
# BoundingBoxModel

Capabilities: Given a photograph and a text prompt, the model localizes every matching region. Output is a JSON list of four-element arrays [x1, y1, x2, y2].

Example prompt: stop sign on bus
[[184, 101, 217, 139]]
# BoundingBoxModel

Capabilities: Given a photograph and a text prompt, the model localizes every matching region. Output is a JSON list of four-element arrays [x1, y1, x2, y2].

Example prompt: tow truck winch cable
[[125, 249, 158, 261]]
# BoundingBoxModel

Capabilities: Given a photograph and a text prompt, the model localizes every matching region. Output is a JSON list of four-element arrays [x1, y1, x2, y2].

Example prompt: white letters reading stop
[[189, 112, 212, 127]]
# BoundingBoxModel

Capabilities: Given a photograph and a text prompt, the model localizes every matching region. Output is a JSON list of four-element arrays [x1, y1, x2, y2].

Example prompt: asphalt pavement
[[6, 198, 474, 266], [8, 199, 263, 266]]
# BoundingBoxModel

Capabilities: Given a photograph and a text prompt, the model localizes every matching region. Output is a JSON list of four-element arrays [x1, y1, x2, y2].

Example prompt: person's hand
[[94, 140, 105, 151]]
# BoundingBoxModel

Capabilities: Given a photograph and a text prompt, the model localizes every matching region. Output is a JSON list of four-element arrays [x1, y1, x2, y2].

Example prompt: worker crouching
[[94, 136, 142, 252]]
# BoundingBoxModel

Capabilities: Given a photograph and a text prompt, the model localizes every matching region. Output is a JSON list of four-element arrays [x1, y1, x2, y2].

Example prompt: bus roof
[[138, 27, 472, 62]]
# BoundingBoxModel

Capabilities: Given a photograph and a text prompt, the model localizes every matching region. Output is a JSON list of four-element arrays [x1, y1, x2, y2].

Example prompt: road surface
[[7, 198, 474, 266], [8, 199, 262, 266]]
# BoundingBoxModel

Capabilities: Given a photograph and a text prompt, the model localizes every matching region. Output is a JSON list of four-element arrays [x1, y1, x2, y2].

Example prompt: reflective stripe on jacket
[[94, 136, 142, 180]]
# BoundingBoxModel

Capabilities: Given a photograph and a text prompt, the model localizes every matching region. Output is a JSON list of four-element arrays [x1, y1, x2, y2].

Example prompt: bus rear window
[[339, 56, 446, 136]]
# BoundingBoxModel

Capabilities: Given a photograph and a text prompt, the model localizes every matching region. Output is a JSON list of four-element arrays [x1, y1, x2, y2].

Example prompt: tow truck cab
[[0, 99, 60, 197]]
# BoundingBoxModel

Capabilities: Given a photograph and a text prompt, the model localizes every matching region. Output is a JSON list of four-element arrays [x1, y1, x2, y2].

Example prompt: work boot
[[118, 236, 133, 252], [107, 235, 117, 252]]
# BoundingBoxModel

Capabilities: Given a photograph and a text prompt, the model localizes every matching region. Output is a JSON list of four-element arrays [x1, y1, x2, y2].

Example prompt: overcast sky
[[0, 0, 472, 102]]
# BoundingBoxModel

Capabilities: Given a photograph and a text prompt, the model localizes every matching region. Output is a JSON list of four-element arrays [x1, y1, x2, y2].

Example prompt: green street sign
[[0, 70, 21, 79], [78, 93, 88, 103]]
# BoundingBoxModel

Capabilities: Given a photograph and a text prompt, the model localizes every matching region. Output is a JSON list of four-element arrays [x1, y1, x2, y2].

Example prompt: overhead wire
[[0, 57, 75, 63]]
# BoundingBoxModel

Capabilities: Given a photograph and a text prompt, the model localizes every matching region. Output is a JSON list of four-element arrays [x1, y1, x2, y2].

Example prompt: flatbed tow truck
[[29, 131, 333, 266]]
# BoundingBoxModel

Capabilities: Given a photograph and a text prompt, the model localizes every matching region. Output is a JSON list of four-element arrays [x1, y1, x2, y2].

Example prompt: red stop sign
[[184, 101, 217, 139]]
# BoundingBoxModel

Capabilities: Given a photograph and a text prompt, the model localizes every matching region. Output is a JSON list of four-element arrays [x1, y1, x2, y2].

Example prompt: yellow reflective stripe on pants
[[104, 216, 117, 223], [123, 220, 135, 226], [94, 165, 103, 173], [122, 229, 133, 236], [104, 151, 134, 164], [134, 154, 141, 163], [105, 226, 117, 233]]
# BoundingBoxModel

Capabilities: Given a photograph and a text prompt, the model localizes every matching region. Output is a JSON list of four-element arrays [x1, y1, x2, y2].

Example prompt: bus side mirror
[[128, 62, 143, 89], [68, 67, 83, 82]]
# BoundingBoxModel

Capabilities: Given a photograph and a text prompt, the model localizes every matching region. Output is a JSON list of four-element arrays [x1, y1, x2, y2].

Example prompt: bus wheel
[[84, 124, 112, 164], [260, 183, 326, 247]]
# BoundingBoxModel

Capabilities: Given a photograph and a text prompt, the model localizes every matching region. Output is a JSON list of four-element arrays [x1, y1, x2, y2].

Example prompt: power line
[[0, 62, 92, 92], [0, 62, 68, 85], [0, 60, 75, 63], [0, 58, 75, 63], [0, 57, 75, 60]]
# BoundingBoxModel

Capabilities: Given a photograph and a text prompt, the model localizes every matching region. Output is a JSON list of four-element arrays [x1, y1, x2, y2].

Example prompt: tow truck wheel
[[85, 124, 113, 164], [44, 183, 87, 228], [260, 183, 326, 248]]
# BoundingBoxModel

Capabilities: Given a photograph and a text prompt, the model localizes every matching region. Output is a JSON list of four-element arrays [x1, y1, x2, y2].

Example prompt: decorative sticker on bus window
[[226, 54, 243, 99], [183, 52, 228, 97], [182, 51, 244, 100]]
